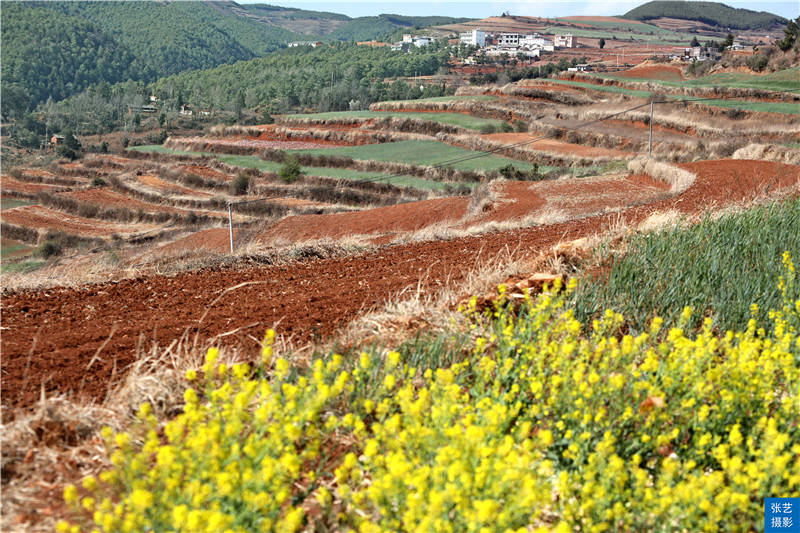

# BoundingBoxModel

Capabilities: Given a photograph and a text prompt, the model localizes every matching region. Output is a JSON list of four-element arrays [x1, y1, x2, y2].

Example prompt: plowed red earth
[[1, 206, 156, 237], [258, 196, 470, 243], [137, 175, 212, 197], [181, 165, 232, 182], [57, 188, 186, 214], [616, 65, 685, 82], [1, 177, 62, 194], [3, 160, 799, 417]]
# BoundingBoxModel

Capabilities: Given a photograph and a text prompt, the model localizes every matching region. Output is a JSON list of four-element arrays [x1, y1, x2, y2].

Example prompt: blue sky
[[240, 1, 798, 20]]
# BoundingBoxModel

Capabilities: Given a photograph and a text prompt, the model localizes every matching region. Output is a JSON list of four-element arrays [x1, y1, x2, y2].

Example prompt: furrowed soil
[[1, 206, 158, 237], [3, 160, 799, 417]]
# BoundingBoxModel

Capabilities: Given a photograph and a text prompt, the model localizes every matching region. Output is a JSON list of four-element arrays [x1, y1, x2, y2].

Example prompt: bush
[[746, 54, 769, 72], [279, 156, 302, 183], [92, 177, 107, 187], [36, 241, 62, 258], [513, 120, 528, 133], [478, 124, 497, 134], [230, 173, 251, 196]]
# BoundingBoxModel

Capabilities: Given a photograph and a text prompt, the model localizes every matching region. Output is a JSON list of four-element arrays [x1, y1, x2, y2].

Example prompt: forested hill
[[326, 15, 473, 42], [38, 1, 304, 71], [149, 43, 451, 113], [0, 3, 150, 118], [624, 1, 787, 30]]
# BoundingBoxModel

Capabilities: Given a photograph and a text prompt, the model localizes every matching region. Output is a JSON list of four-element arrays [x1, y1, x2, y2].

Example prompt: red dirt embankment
[[2, 160, 799, 417], [1, 177, 63, 195]]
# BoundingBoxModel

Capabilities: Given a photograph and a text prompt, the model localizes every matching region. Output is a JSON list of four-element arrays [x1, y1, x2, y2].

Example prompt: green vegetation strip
[[574, 198, 800, 333], [129, 146, 469, 191], [289, 140, 541, 172], [1, 198, 33, 210], [548, 78, 799, 114], [286, 110, 508, 131]]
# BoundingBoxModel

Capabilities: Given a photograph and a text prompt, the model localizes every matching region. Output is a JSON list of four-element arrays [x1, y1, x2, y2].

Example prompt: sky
[[239, 1, 799, 20]]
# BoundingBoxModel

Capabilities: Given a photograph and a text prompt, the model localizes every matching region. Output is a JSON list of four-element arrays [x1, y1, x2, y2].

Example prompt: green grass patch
[[1, 259, 45, 274], [286, 110, 508, 131], [290, 140, 540, 172], [598, 67, 800, 93], [1, 238, 35, 260], [574, 198, 800, 333], [129, 146, 465, 191], [1, 198, 33, 210]]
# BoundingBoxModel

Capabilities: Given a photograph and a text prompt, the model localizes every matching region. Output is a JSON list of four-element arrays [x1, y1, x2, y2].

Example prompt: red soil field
[[137, 175, 212, 198], [1, 177, 63, 194], [155, 228, 243, 255], [1, 205, 157, 237], [616, 65, 686, 82], [57, 188, 188, 214], [258, 196, 470, 243], [3, 160, 799, 416], [181, 165, 233, 182], [483, 132, 634, 158]]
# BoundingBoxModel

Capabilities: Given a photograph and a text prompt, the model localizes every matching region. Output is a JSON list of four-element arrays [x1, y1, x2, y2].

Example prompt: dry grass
[[731, 143, 800, 166], [627, 157, 696, 193]]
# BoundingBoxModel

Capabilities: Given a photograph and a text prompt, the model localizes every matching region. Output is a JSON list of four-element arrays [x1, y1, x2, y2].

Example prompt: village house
[[459, 29, 486, 47], [554, 34, 575, 48]]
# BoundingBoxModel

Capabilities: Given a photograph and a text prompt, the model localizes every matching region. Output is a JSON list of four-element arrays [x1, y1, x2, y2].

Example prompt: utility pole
[[648, 100, 654, 157], [228, 203, 234, 253]]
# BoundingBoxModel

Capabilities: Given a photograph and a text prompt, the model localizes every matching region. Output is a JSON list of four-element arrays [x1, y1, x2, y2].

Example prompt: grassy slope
[[286, 110, 508, 131], [574, 198, 800, 332], [289, 140, 539, 172]]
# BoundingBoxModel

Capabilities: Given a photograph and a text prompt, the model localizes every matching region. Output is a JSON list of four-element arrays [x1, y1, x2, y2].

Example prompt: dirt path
[[2, 160, 798, 417]]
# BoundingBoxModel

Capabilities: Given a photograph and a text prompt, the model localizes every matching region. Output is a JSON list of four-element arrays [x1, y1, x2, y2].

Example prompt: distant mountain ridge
[[623, 1, 787, 30]]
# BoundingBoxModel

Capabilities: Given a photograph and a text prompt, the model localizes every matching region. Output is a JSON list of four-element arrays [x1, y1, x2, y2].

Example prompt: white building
[[520, 35, 554, 52], [554, 34, 575, 48], [413, 37, 432, 47], [402, 34, 414, 43], [498, 33, 522, 48], [460, 29, 486, 47]]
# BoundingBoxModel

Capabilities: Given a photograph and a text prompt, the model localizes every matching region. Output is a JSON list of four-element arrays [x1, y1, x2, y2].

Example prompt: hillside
[[624, 1, 787, 30], [0, 3, 149, 118], [41, 1, 304, 69]]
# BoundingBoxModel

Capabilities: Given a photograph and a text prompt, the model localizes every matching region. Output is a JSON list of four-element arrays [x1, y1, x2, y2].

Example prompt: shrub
[[478, 124, 497, 134], [513, 120, 528, 133], [92, 177, 107, 187], [36, 240, 62, 258], [279, 156, 302, 183], [746, 54, 769, 72], [230, 173, 251, 196]]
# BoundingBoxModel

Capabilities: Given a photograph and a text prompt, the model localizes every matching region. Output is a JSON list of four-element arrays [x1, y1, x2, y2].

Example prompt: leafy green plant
[[278, 156, 302, 183]]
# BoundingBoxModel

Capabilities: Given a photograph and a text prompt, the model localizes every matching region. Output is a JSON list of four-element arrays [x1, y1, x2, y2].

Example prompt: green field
[[129, 146, 471, 191], [544, 24, 696, 43], [285, 110, 508, 131], [547, 79, 799, 114], [599, 67, 800, 93], [574, 198, 800, 332], [1, 198, 33, 210], [1, 237, 35, 260], [289, 140, 541, 172]]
